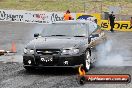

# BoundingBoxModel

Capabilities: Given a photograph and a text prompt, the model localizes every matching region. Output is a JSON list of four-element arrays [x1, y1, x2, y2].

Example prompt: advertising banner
[[0, 9, 102, 25], [101, 20, 132, 31], [0, 9, 76, 24]]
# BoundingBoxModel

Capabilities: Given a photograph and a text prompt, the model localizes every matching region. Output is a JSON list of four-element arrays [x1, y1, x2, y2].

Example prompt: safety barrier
[[0, 9, 100, 24], [0, 9, 76, 23], [1, 9, 131, 31]]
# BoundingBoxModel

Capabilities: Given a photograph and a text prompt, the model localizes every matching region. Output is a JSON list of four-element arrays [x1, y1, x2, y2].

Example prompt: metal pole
[[84, 1, 86, 13], [101, 0, 102, 19], [101, 1, 102, 14], [120, 2, 122, 21]]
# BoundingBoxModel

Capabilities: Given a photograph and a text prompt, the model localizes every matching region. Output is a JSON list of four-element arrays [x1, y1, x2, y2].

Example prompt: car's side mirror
[[34, 33, 39, 37]]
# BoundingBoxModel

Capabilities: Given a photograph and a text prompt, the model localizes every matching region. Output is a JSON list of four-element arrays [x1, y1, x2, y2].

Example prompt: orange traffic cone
[[11, 41, 16, 53]]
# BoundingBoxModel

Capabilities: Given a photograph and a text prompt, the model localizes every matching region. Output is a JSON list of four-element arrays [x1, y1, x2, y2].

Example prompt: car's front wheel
[[83, 50, 91, 72]]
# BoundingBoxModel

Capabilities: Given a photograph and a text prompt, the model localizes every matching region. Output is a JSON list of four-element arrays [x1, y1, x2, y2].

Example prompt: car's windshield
[[41, 23, 88, 37]]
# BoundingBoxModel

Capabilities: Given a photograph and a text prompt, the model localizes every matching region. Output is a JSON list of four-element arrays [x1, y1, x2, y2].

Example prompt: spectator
[[108, 11, 115, 32], [130, 17, 132, 27], [63, 10, 73, 20]]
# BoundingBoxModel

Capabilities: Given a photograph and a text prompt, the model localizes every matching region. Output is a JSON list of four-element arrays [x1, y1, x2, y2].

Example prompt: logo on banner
[[77, 15, 97, 23], [34, 14, 48, 20], [77, 15, 93, 20], [101, 22, 132, 30], [51, 13, 64, 22], [0, 11, 23, 21]]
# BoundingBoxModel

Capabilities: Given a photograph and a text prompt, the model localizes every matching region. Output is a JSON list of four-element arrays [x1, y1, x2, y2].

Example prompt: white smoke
[[28, 24, 44, 40], [95, 39, 125, 66]]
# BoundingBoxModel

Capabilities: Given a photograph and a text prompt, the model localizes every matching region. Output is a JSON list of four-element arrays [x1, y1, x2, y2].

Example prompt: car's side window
[[89, 22, 97, 31]]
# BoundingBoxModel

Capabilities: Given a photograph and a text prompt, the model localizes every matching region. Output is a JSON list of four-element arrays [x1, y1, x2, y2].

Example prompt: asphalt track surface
[[0, 21, 132, 88]]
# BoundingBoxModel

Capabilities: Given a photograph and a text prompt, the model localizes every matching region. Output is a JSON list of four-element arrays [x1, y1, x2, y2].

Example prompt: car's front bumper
[[23, 54, 84, 68]]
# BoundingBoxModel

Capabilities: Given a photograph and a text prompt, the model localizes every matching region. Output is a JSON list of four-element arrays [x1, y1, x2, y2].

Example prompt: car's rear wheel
[[83, 50, 91, 72]]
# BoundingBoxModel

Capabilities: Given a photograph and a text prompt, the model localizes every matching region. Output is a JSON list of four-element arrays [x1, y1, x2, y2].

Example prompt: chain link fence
[[75, 0, 132, 21]]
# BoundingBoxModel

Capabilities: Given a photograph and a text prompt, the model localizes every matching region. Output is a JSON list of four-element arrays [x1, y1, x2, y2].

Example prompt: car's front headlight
[[61, 48, 79, 55], [24, 48, 34, 54]]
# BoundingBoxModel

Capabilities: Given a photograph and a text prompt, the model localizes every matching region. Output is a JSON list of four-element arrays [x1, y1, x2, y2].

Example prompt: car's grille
[[36, 49, 61, 55]]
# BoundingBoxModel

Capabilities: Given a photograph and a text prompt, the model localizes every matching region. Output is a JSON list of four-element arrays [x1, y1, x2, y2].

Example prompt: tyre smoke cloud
[[29, 24, 44, 39], [95, 39, 129, 66]]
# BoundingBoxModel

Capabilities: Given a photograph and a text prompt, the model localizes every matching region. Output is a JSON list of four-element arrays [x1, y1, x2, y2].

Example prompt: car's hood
[[25, 37, 87, 49]]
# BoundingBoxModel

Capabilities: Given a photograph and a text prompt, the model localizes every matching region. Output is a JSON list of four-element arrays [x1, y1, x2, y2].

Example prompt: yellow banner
[[76, 13, 101, 26], [101, 20, 132, 31]]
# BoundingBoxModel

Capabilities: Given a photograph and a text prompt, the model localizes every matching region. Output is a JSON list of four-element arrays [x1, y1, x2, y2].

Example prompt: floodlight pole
[[83, 1, 86, 13], [101, 0, 102, 14]]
